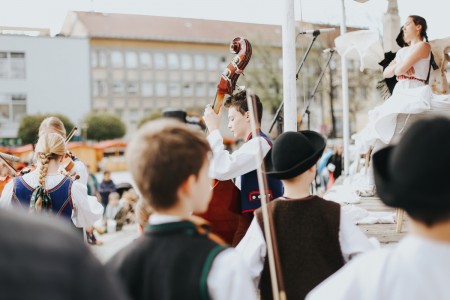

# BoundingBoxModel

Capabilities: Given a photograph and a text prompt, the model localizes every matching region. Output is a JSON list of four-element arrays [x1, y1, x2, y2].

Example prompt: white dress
[[354, 46, 450, 154]]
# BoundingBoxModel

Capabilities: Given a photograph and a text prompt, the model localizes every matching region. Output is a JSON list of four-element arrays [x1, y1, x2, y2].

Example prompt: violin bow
[[246, 91, 286, 300], [65, 127, 78, 144]]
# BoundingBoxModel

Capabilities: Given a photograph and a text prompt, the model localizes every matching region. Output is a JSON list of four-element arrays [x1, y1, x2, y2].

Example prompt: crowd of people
[[0, 14, 449, 300]]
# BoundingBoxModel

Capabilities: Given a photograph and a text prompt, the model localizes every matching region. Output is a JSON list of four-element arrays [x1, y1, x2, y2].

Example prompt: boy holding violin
[[203, 90, 283, 246], [106, 119, 256, 300]]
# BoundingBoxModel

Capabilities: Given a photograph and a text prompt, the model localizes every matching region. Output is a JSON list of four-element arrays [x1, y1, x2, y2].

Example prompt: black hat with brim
[[265, 130, 326, 180]]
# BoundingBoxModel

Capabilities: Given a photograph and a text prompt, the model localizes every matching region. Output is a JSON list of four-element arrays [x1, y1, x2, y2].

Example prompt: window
[[125, 52, 138, 68], [0, 94, 26, 123], [181, 54, 192, 70], [126, 81, 139, 95], [208, 82, 217, 96], [167, 53, 179, 70], [155, 81, 167, 96], [91, 51, 98, 67], [110, 51, 123, 68], [182, 83, 193, 96], [154, 53, 166, 69], [194, 54, 205, 70], [141, 81, 153, 96], [112, 81, 124, 95], [207, 55, 218, 70], [195, 82, 207, 96], [140, 52, 152, 68], [168, 82, 181, 96], [129, 109, 139, 124], [98, 50, 108, 67], [93, 80, 108, 97], [0, 52, 26, 79]]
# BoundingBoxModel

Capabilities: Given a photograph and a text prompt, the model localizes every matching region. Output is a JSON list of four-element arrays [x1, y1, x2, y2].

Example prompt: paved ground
[[89, 224, 140, 264]]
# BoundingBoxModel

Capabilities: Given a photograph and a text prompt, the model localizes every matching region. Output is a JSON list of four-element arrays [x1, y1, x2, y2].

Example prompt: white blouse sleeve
[[71, 181, 103, 227], [0, 179, 14, 209], [207, 248, 257, 300], [339, 209, 378, 262], [207, 129, 272, 181], [235, 218, 267, 289], [73, 160, 89, 186]]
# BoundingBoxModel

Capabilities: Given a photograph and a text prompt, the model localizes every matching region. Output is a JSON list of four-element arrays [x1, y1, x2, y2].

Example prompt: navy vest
[[12, 176, 74, 220], [240, 132, 283, 213]]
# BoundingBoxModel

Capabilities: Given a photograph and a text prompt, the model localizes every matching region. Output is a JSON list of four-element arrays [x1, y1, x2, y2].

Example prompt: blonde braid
[[35, 152, 50, 210]]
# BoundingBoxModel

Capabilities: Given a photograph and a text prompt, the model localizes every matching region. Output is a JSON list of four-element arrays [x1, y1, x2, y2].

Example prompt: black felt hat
[[265, 131, 326, 180], [373, 117, 450, 211]]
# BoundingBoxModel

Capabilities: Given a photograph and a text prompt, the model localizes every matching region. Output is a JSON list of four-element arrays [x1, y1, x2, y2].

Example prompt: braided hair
[[31, 133, 66, 212]]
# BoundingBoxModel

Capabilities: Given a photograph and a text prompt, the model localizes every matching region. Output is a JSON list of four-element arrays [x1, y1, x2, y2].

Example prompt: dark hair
[[407, 209, 450, 227], [224, 90, 263, 124], [409, 15, 428, 41], [126, 119, 211, 210]]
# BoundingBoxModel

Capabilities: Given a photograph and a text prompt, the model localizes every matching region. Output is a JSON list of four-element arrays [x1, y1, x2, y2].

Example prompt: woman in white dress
[[354, 15, 450, 195], [0, 132, 103, 229]]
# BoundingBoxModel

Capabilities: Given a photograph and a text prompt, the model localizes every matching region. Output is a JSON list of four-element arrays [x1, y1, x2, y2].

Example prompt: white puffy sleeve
[[71, 181, 103, 227], [73, 160, 89, 186], [0, 179, 14, 209]]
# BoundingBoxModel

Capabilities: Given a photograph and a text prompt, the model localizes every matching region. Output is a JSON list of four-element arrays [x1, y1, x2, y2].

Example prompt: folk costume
[[237, 131, 375, 299], [207, 129, 283, 244], [107, 214, 257, 300], [0, 170, 103, 228], [308, 118, 450, 300]]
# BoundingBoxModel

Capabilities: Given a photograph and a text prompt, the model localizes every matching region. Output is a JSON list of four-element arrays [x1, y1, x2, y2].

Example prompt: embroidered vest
[[240, 131, 283, 213], [255, 196, 344, 299], [12, 176, 74, 220]]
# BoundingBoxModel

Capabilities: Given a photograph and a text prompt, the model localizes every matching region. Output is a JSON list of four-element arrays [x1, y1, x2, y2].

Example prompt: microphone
[[0, 152, 20, 162], [298, 28, 336, 35]]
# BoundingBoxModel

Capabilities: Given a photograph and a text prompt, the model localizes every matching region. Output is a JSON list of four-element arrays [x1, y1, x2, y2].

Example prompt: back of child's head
[[39, 116, 66, 139], [224, 90, 263, 123], [126, 119, 211, 210], [373, 117, 450, 227]]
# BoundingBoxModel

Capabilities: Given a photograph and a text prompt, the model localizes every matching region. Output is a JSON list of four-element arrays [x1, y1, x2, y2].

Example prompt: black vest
[[255, 196, 344, 300], [107, 221, 226, 300]]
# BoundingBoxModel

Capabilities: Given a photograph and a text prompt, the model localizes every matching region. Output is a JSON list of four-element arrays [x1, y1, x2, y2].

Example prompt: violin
[[61, 127, 80, 181], [197, 37, 252, 245]]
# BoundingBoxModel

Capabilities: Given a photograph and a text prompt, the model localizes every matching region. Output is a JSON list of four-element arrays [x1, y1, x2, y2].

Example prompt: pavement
[[89, 224, 140, 264]]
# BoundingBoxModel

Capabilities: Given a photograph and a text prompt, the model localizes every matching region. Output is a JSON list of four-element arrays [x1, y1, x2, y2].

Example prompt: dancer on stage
[[354, 15, 450, 195]]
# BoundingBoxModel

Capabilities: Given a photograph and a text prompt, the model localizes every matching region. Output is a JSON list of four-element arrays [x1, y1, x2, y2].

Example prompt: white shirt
[[307, 235, 450, 300], [207, 129, 271, 187], [236, 206, 376, 288], [0, 170, 103, 228], [150, 214, 257, 300]]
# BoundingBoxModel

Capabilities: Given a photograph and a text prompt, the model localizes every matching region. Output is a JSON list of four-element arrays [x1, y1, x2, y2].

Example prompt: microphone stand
[[299, 49, 335, 129], [269, 30, 322, 134]]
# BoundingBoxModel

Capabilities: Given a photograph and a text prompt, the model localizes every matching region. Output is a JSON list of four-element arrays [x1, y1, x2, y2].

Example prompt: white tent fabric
[[335, 30, 384, 71]]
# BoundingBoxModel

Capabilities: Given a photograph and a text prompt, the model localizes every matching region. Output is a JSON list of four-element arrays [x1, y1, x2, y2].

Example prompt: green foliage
[[17, 113, 74, 145], [84, 112, 126, 141], [137, 111, 163, 128]]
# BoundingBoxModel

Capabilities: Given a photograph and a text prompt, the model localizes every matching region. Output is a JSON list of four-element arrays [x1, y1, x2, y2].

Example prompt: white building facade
[[0, 34, 90, 141]]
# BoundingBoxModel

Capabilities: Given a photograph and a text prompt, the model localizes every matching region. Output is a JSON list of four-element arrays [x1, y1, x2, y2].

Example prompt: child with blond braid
[[0, 133, 103, 229]]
